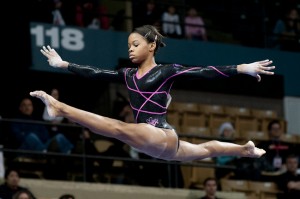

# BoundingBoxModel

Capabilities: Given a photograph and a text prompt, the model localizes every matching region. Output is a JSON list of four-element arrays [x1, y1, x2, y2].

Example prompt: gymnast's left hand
[[40, 45, 68, 68], [237, 59, 275, 82]]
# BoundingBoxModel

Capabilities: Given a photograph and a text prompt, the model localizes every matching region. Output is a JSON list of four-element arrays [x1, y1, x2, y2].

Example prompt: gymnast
[[30, 25, 275, 162]]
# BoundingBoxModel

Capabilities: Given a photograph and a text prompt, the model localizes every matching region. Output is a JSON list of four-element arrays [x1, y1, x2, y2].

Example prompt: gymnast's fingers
[[40, 49, 48, 56], [42, 46, 49, 53], [258, 59, 271, 64], [47, 45, 54, 52], [261, 66, 275, 71]]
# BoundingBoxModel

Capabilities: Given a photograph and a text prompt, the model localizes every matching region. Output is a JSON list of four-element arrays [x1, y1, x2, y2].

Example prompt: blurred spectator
[[42, 87, 75, 151], [82, 0, 99, 28], [216, 122, 236, 166], [135, 0, 161, 27], [98, 2, 110, 30], [272, 7, 300, 51], [184, 7, 207, 41], [10, 97, 73, 154], [276, 154, 300, 199], [52, 0, 66, 26], [75, 0, 102, 29], [199, 177, 221, 199], [218, 122, 235, 139], [42, 88, 64, 124], [161, 5, 182, 38], [0, 168, 36, 199], [214, 122, 236, 179], [257, 119, 296, 172], [59, 193, 75, 199], [12, 189, 34, 199]]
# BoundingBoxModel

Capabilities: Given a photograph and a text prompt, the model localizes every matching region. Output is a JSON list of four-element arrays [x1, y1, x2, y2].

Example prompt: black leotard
[[68, 63, 238, 129]]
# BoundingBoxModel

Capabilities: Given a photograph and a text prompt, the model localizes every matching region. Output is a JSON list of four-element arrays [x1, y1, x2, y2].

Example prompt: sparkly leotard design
[[68, 63, 238, 129]]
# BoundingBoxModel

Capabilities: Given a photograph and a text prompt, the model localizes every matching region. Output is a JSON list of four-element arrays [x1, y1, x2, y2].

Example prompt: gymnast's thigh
[[120, 123, 169, 149]]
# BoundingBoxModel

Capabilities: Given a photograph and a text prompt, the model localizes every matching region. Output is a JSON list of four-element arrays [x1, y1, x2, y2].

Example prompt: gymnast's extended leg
[[169, 139, 266, 162], [29, 90, 174, 158]]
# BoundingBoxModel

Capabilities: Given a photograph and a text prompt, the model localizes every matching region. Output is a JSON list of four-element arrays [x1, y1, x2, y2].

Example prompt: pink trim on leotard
[[208, 66, 229, 77], [135, 66, 157, 79]]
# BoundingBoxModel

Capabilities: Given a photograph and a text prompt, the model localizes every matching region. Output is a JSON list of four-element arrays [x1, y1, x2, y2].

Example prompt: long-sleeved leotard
[[68, 63, 238, 129]]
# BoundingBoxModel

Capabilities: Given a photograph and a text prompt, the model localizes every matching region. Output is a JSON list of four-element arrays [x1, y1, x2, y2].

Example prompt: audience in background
[[218, 122, 235, 140], [28, 0, 300, 50], [97, 2, 110, 30], [0, 168, 36, 199], [12, 189, 34, 199], [276, 154, 300, 199], [161, 5, 182, 38], [42, 88, 75, 143], [10, 96, 73, 154], [199, 177, 221, 199], [42, 88, 64, 126], [76, 0, 100, 28], [184, 7, 207, 41], [272, 7, 300, 51], [59, 193, 75, 199], [214, 122, 236, 179], [52, 0, 66, 26], [135, 0, 161, 28], [257, 119, 296, 172]]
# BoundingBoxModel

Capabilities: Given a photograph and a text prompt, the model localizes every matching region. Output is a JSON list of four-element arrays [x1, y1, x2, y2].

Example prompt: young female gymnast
[[30, 25, 275, 162]]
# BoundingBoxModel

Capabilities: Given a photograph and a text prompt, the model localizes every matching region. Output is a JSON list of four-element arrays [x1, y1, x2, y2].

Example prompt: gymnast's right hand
[[40, 45, 69, 68]]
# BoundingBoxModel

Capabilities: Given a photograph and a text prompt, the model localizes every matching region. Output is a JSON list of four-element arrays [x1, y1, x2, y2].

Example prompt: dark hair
[[203, 177, 217, 186], [4, 167, 20, 179], [59, 194, 75, 199], [12, 189, 34, 199], [132, 25, 166, 55], [286, 154, 299, 161], [267, 119, 281, 131]]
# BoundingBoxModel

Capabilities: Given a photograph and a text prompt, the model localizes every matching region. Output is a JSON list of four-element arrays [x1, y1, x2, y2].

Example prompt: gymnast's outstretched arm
[[170, 60, 275, 82], [40, 45, 125, 81]]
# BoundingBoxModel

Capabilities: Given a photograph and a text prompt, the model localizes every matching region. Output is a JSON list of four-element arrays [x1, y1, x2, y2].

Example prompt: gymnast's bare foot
[[243, 141, 266, 158], [30, 90, 61, 119]]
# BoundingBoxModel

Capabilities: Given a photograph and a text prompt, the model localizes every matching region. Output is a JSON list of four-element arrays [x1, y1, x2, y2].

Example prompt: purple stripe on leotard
[[167, 81, 174, 94], [125, 71, 168, 95], [208, 66, 229, 77], [132, 75, 167, 109], [124, 69, 168, 107], [130, 103, 167, 115], [134, 67, 202, 120], [124, 69, 167, 116], [135, 66, 157, 79]]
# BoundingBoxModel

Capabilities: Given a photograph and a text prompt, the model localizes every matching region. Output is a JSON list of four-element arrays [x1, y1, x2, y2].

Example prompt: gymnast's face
[[128, 33, 155, 64]]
